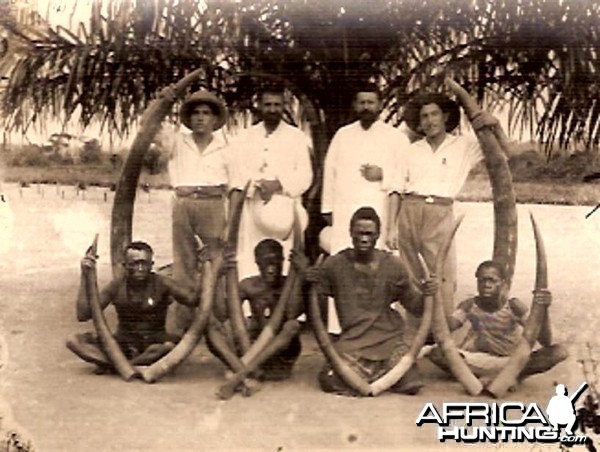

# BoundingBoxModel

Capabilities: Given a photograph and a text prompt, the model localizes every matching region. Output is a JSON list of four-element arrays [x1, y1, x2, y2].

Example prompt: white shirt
[[400, 134, 482, 198], [321, 120, 410, 253], [157, 128, 231, 188], [229, 121, 313, 198]]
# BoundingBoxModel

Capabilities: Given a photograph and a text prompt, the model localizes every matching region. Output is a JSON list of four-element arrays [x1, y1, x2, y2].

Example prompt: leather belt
[[175, 185, 227, 199], [403, 193, 454, 206]]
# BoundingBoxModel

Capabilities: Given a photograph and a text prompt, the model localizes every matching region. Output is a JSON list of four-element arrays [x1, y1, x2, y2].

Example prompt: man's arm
[[385, 193, 401, 250], [161, 277, 197, 307], [447, 299, 475, 332], [470, 110, 512, 158], [163, 245, 212, 307]]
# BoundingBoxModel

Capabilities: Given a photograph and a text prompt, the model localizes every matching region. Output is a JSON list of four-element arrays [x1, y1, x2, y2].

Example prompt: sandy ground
[[0, 183, 598, 451]]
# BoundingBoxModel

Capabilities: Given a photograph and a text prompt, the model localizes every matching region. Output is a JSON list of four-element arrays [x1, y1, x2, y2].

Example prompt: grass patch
[[459, 174, 600, 206], [4, 164, 171, 189], [5, 162, 600, 206]]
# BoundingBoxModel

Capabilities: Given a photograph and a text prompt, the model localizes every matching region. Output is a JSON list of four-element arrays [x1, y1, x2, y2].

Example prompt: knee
[[550, 344, 569, 363]]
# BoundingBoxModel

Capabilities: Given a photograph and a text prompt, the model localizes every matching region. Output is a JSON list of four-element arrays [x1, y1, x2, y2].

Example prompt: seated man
[[207, 239, 303, 381], [306, 207, 438, 396], [66, 241, 204, 373], [428, 260, 568, 384]]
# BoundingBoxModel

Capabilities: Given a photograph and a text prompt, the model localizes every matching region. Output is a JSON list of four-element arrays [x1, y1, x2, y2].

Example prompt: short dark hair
[[353, 82, 381, 101], [254, 239, 284, 261], [416, 93, 454, 114], [475, 260, 505, 280], [259, 82, 285, 99], [125, 241, 154, 257], [350, 207, 381, 232]]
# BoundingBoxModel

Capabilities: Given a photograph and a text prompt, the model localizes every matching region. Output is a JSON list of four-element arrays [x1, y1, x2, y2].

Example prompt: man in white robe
[[230, 87, 313, 280], [321, 85, 410, 255]]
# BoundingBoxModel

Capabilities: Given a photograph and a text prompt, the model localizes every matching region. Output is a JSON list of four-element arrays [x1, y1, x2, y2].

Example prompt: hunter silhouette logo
[[416, 382, 589, 444], [547, 383, 587, 437]]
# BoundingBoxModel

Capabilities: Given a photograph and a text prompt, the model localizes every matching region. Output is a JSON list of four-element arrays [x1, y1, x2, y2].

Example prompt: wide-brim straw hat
[[404, 92, 461, 135], [180, 90, 227, 130]]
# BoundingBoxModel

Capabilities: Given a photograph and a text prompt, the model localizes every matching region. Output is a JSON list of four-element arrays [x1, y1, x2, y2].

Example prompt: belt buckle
[[425, 196, 435, 204]]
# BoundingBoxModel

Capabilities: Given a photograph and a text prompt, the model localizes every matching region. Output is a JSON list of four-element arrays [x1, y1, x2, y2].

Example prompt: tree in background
[[1, 0, 600, 227]]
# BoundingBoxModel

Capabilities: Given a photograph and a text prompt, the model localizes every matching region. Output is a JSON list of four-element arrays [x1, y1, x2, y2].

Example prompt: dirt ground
[[0, 183, 598, 451]]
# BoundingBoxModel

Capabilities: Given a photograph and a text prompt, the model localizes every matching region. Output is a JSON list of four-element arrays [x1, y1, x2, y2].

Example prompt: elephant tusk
[[431, 216, 484, 395], [85, 235, 138, 381], [241, 201, 304, 365], [217, 320, 301, 400], [445, 78, 518, 288], [141, 259, 216, 383], [224, 182, 252, 355], [308, 255, 372, 396], [487, 213, 549, 397], [369, 253, 434, 396], [110, 68, 204, 278]]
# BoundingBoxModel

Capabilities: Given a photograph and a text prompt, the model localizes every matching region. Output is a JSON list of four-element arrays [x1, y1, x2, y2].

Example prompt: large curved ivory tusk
[[308, 255, 372, 396], [487, 213, 548, 397], [85, 235, 137, 381], [431, 215, 484, 395], [224, 182, 252, 355], [369, 253, 434, 396], [446, 78, 518, 288], [141, 260, 216, 383], [110, 68, 205, 278], [241, 203, 304, 365]]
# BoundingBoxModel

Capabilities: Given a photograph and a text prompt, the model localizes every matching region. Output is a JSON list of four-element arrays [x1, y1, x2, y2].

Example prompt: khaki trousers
[[396, 198, 457, 323]]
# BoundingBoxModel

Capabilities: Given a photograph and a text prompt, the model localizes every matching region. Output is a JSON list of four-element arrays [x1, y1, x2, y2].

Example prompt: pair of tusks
[[107, 69, 312, 387], [85, 235, 217, 382], [433, 81, 546, 397], [307, 231, 448, 396], [432, 213, 548, 397], [308, 212, 546, 398], [309, 80, 524, 397], [211, 197, 305, 399]]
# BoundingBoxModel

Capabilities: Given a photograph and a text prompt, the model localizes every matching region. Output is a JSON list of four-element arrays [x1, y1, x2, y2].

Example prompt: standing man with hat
[[152, 87, 232, 330], [229, 85, 312, 280], [321, 83, 410, 256], [387, 90, 503, 320]]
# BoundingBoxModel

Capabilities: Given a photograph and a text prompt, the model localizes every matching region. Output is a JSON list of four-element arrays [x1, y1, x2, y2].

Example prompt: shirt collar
[[258, 120, 288, 137], [414, 133, 459, 152], [182, 130, 228, 154], [352, 118, 383, 132]]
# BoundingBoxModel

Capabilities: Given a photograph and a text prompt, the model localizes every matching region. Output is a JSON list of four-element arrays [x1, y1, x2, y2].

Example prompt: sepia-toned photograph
[[1, 0, 600, 450]]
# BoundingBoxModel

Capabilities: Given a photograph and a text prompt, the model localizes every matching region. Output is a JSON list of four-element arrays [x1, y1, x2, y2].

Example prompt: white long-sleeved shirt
[[229, 121, 313, 198], [229, 121, 313, 279], [399, 134, 482, 198], [156, 128, 232, 188], [322, 120, 408, 214], [321, 120, 410, 253]]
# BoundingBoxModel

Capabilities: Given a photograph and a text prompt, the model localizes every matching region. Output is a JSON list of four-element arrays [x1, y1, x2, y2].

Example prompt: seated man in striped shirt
[[428, 260, 568, 385]]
